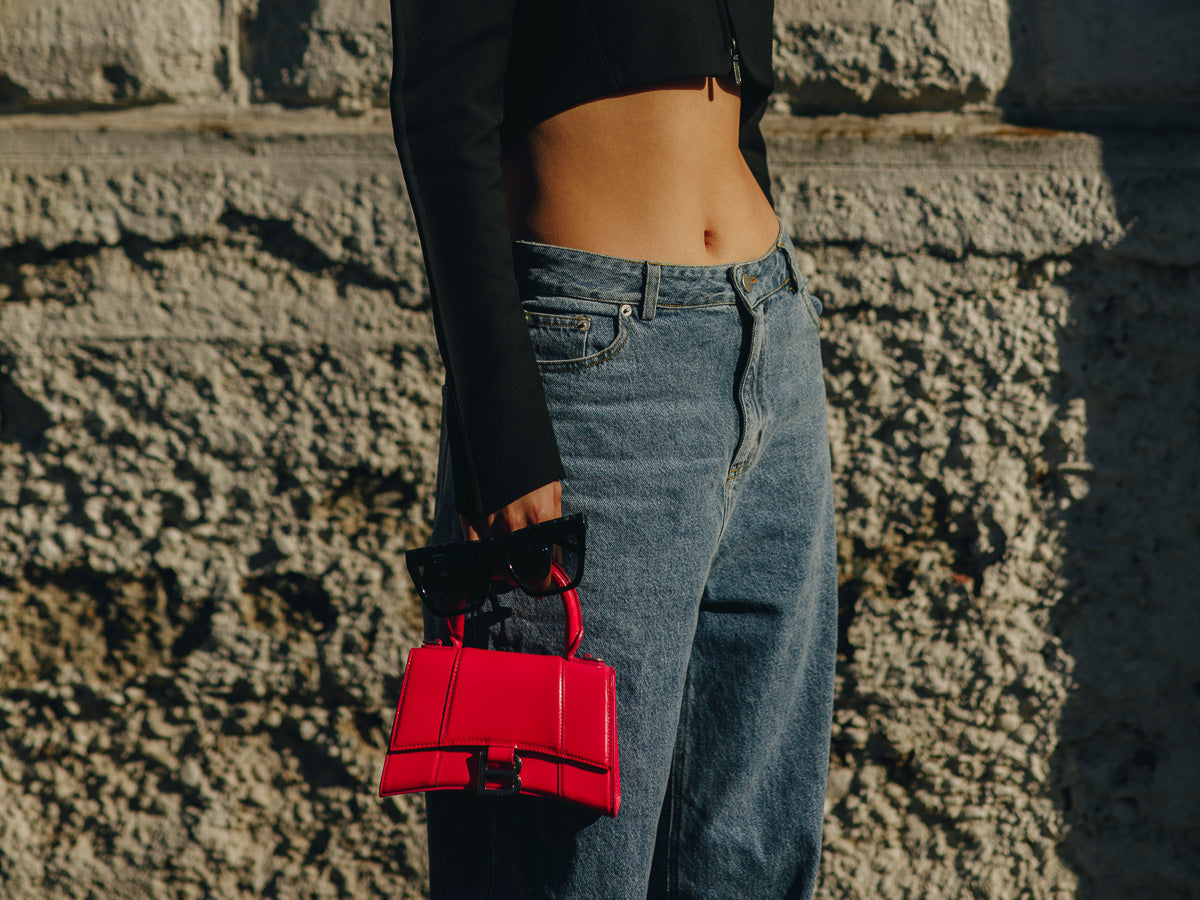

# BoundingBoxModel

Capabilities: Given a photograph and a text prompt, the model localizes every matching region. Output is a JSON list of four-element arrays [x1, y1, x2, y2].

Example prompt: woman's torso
[[501, 76, 780, 266]]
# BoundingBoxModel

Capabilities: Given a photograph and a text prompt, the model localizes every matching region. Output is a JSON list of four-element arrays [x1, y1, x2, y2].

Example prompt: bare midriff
[[501, 77, 780, 266]]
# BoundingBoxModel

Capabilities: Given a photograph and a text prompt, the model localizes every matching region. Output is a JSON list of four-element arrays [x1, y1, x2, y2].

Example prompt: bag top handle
[[446, 563, 584, 659]]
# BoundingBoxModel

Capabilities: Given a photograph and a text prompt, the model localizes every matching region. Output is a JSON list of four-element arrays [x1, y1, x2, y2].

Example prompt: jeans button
[[620, 304, 633, 317], [741, 272, 754, 292]]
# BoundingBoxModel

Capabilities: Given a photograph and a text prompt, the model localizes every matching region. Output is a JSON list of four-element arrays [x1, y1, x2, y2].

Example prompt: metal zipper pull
[[717, 0, 743, 86]]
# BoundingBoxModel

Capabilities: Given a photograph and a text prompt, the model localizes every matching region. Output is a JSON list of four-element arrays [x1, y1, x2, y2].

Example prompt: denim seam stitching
[[656, 300, 735, 310], [727, 450, 758, 479], [529, 295, 753, 310], [757, 279, 793, 305], [524, 291, 630, 306], [666, 662, 694, 898], [535, 317, 629, 372], [526, 312, 591, 330]]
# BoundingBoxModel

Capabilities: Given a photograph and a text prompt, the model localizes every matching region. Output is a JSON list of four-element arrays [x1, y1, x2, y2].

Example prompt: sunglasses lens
[[508, 517, 584, 596], [411, 557, 490, 617], [406, 514, 587, 616], [508, 540, 555, 593]]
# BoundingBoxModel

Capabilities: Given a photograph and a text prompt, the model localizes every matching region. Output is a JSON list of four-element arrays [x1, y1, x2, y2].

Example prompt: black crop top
[[389, 0, 775, 519]]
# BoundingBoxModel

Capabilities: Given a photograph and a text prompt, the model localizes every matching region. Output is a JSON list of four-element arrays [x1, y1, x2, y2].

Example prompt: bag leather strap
[[447, 563, 584, 658]]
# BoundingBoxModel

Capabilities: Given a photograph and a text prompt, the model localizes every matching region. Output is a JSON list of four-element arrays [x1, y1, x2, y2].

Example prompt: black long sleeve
[[390, 0, 564, 519], [388, 0, 776, 519]]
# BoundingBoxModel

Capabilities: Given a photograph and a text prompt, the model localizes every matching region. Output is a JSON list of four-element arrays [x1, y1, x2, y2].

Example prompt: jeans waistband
[[511, 225, 805, 319]]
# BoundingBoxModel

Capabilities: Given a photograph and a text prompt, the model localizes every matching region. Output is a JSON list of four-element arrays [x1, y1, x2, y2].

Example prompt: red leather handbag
[[379, 566, 620, 817]]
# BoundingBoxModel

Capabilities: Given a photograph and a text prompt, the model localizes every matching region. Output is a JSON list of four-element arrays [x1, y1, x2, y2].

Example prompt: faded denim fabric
[[423, 228, 837, 900]]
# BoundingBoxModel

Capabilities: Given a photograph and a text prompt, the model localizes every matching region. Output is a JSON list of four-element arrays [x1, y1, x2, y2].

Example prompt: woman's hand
[[459, 480, 563, 542], [459, 482, 565, 594]]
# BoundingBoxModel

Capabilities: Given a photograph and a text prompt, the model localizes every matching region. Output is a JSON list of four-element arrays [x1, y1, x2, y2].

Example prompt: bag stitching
[[431, 649, 463, 786], [558, 657, 566, 796], [387, 740, 610, 769], [387, 651, 414, 752]]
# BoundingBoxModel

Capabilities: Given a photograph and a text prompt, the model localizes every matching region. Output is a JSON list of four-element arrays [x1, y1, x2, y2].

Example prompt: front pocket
[[524, 305, 627, 371], [525, 310, 590, 363]]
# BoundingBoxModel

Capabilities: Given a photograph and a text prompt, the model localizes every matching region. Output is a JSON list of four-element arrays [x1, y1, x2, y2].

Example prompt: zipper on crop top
[[718, 0, 743, 85]]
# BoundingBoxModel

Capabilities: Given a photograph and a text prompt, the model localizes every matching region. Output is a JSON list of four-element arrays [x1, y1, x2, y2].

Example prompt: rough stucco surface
[[2, 2, 1199, 899], [0, 0, 230, 108], [0, 0, 391, 112], [1002, 0, 1200, 125], [3, 110, 1197, 900], [0, 113, 437, 899], [5, 0, 1197, 120], [769, 117, 1200, 898], [773, 0, 1012, 113]]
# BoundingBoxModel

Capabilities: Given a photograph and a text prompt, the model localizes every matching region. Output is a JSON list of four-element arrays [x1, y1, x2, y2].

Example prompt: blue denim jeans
[[423, 229, 837, 899]]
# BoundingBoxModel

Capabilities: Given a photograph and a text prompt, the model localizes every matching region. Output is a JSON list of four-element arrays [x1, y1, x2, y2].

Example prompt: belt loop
[[641, 262, 659, 321]]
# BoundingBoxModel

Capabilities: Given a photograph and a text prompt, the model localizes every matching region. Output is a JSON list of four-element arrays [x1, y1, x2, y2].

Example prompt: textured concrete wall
[[1002, 0, 1200, 126], [773, 0, 1012, 113], [0, 0, 392, 112], [2, 2, 1198, 899], [773, 116, 1200, 899], [0, 113, 436, 898]]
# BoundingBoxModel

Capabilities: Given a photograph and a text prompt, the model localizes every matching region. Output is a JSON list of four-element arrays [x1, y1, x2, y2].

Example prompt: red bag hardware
[[379, 565, 620, 817]]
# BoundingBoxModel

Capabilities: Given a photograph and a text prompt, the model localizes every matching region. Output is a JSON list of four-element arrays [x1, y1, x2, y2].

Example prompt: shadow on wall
[[1001, 1, 1200, 896]]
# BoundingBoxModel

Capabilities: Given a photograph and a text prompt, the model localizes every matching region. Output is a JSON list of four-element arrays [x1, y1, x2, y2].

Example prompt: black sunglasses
[[405, 513, 586, 618]]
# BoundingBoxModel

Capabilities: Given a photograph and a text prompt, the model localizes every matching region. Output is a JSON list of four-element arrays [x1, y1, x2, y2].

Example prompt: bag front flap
[[388, 645, 614, 769]]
